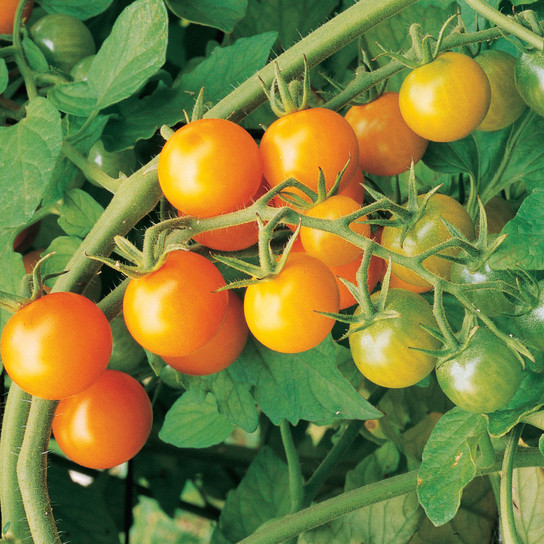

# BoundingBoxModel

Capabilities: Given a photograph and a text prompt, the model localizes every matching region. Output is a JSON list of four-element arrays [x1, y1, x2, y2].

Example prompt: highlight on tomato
[[0, 292, 112, 400], [380, 192, 475, 288], [158, 118, 262, 218], [260, 107, 360, 204], [300, 195, 371, 267], [244, 252, 340, 353], [52, 369, 153, 469], [399, 52, 491, 142], [162, 291, 248, 375], [123, 250, 229, 357], [345, 91, 429, 176], [349, 288, 440, 388]]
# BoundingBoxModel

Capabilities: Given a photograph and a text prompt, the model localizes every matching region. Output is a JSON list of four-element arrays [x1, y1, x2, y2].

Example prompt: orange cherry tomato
[[338, 168, 365, 204], [162, 291, 248, 375], [0, 0, 33, 34], [53, 369, 153, 469]]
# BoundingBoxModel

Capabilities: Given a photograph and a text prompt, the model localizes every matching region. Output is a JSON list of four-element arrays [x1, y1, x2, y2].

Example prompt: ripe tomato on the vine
[[123, 250, 228, 357], [0, 292, 112, 400], [338, 168, 365, 204], [260, 107, 359, 203], [436, 327, 522, 413], [349, 288, 440, 388], [300, 195, 371, 267], [380, 193, 475, 288], [53, 369, 153, 469], [244, 252, 340, 353], [345, 92, 429, 176], [158, 118, 262, 218], [399, 52, 491, 142], [162, 291, 248, 375], [0, 0, 33, 35]]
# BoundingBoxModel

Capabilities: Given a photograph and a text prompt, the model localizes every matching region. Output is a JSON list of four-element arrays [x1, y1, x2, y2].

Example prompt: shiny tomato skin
[[53, 369, 153, 469], [300, 195, 371, 267], [123, 250, 228, 357], [349, 288, 440, 388], [514, 279, 544, 352], [162, 291, 248, 375], [475, 50, 526, 132], [244, 252, 340, 353], [399, 52, 491, 142], [260, 108, 359, 202], [338, 168, 365, 204], [86, 140, 137, 186], [158, 118, 262, 218], [514, 51, 544, 116], [0, 292, 112, 400], [436, 327, 522, 413], [30, 14, 96, 73], [0, 0, 33, 34], [345, 92, 429, 176], [381, 193, 475, 288]]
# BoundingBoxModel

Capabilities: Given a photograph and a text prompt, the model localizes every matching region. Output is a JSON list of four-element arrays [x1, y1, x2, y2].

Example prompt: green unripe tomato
[[87, 140, 137, 186], [515, 52, 544, 117], [70, 54, 95, 82], [475, 50, 526, 132], [514, 279, 544, 352], [436, 327, 522, 414], [30, 14, 95, 73]]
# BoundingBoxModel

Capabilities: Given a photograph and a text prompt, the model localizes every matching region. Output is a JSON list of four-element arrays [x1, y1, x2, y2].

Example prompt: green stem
[[205, 0, 420, 122], [62, 142, 120, 194], [238, 448, 544, 544], [500, 425, 524, 544], [0, 46, 16, 57], [16, 398, 61, 544], [464, 0, 544, 51], [280, 421, 304, 515], [12, 0, 37, 100], [0, 384, 31, 542], [478, 431, 496, 470]]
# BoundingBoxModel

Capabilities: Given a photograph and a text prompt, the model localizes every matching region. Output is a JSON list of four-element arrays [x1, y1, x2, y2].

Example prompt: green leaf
[[166, 0, 248, 33], [159, 391, 236, 449], [232, 0, 337, 49], [486, 371, 544, 438], [212, 447, 290, 543], [0, 59, 8, 94], [57, 189, 105, 237], [302, 443, 422, 544], [102, 31, 277, 151], [488, 188, 544, 270], [423, 136, 481, 179], [238, 336, 382, 426], [0, 236, 25, 334], [417, 407, 486, 526], [180, 355, 259, 433], [38, 0, 114, 19], [21, 33, 50, 72], [48, 0, 168, 116], [0, 98, 62, 228], [48, 465, 120, 544], [512, 466, 544, 544]]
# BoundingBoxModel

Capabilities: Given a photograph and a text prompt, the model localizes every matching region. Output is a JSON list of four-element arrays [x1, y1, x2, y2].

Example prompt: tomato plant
[[260, 107, 359, 201], [399, 52, 491, 142], [513, 279, 544, 351], [86, 139, 137, 185], [30, 14, 96, 73], [52, 369, 153, 469], [162, 291, 248, 375], [158, 118, 262, 217], [344, 91, 429, 176], [300, 195, 371, 267], [515, 51, 544, 116], [436, 327, 522, 414], [0, 292, 112, 400], [244, 252, 339, 353], [0, 0, 33, 35], [381, 192, 475, 288], [475, 49, 526, 132], [123, 250, 228, 357], [349, 288, 440, 388]]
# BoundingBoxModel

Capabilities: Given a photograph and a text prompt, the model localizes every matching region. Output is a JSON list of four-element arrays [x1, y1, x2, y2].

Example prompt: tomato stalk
[[11, 0, 37, 100], [499, 425, 524, 544], [464, 0, 544, 52], [238, 447, 544, 544], [280, 420, 304, 519]]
